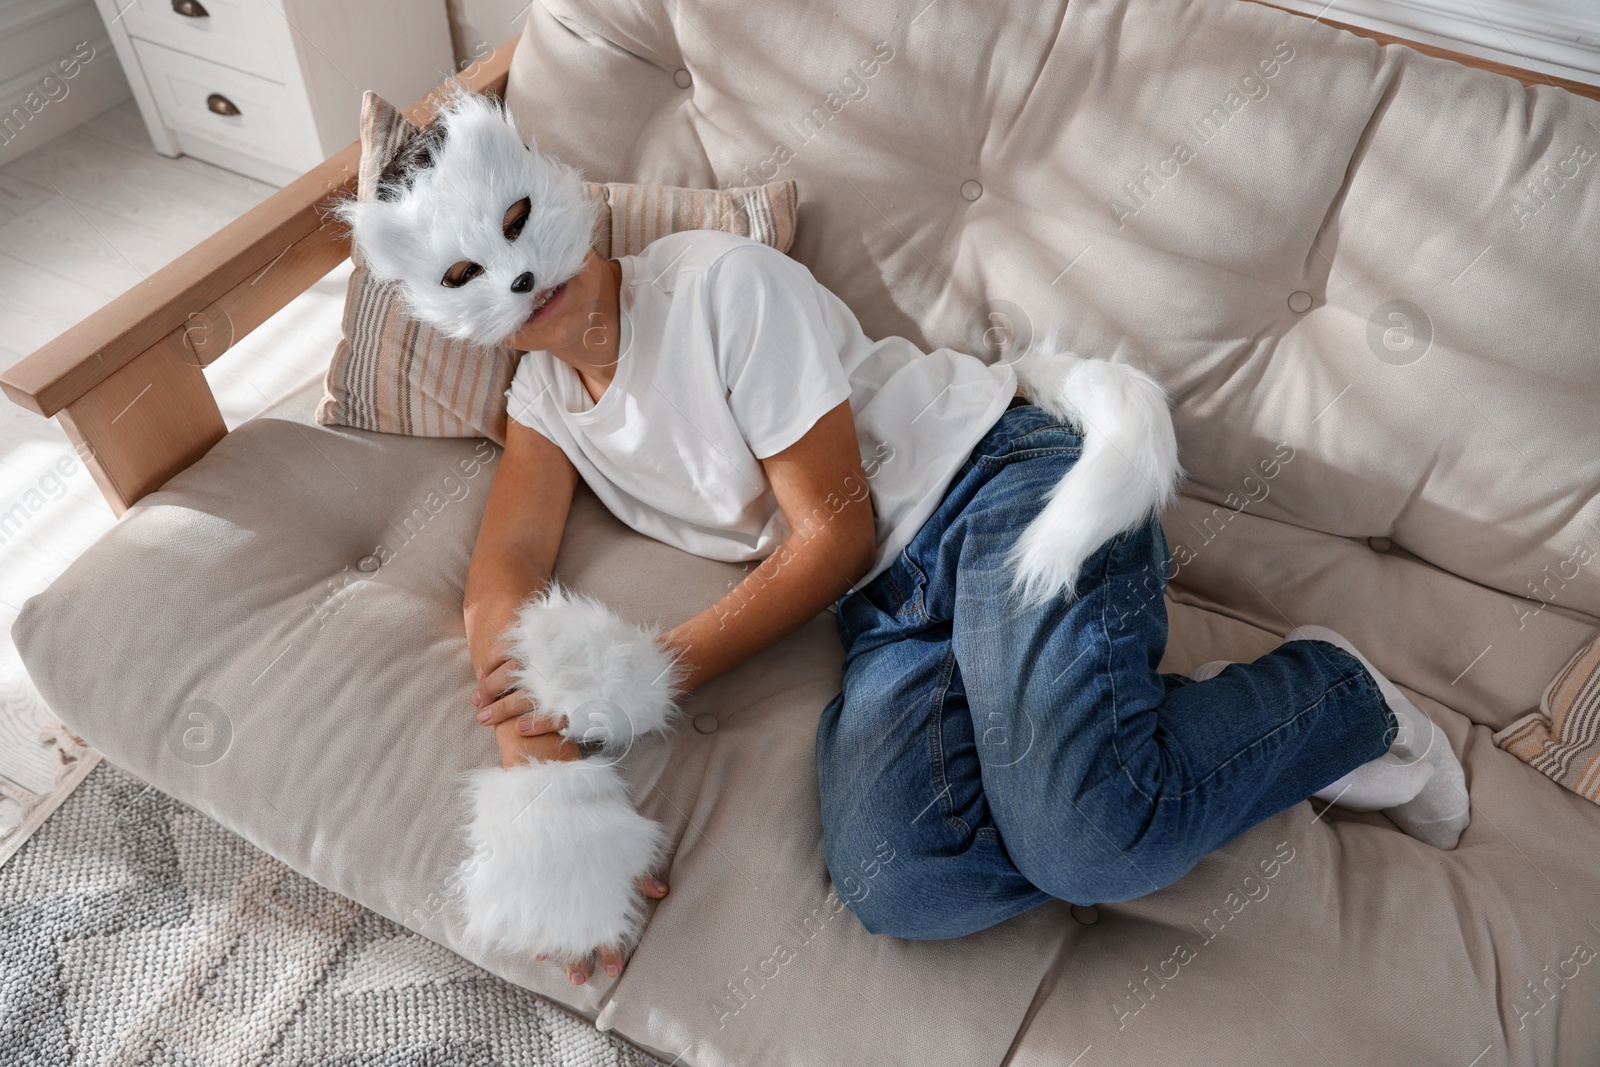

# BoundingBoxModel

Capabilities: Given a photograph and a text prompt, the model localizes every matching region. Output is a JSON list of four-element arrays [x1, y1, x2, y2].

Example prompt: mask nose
[[510, 271, 535, 294]]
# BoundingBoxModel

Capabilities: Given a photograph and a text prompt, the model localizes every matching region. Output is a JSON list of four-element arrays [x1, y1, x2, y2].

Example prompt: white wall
[[1268, 0, 1600, 87], [445, 0, 533, 70], [0, 0, 131, 166]]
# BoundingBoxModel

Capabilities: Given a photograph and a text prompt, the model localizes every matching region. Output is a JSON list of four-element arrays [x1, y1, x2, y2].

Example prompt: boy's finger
[[477, 662, 513, 702], [514, 709, 565, 736], [480, 693, 532, 725]]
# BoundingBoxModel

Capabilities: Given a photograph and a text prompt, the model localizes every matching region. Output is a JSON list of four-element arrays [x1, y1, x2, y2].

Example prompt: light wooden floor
[[0, 101, 346, 844]]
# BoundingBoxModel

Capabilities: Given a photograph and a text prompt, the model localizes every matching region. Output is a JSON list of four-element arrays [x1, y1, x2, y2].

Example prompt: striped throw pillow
[[315, 90, 799, 445], [1495, 635, 1600, 802]]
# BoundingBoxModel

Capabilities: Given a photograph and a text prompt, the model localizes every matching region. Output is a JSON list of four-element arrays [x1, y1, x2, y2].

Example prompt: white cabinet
[[92, 0, 455, 186]]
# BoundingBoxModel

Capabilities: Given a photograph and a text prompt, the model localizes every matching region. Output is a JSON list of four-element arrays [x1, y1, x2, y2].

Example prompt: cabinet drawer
[[131, 38, 315, 169], [117, 0, 284, 82]]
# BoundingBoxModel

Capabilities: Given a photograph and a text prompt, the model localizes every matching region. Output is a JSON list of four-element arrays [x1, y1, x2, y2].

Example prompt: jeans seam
[[1310, 642, 1398, 743], [901, 552, 928, 624], [1014, 423, 1083, 445], [969, 416, 1083, 465], [874, 555, 909, 612], [974, 443, 1082, 469], [927, 645, 970, 839], [1095, 527, 1149, 805], [1167, 670, 1371, 801]]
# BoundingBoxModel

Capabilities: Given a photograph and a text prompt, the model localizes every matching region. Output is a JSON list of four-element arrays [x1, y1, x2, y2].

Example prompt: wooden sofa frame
[[3, 18, 1595, 516]]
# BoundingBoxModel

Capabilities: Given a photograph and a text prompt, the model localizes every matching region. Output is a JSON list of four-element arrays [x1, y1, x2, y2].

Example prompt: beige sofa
[[10, 0, 1600, 1064]]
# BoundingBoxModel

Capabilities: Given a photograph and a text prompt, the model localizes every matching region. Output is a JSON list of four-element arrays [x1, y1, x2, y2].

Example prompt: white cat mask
[[336, 88, 598, 348]]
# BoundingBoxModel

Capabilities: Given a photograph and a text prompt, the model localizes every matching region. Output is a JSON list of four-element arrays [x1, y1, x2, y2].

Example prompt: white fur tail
[[1003, 334, 1182, 609]]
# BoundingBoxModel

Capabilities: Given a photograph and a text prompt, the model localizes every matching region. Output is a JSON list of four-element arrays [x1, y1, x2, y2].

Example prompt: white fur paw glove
[[500, 579, 689, 752], [453, 757, 667, 963]]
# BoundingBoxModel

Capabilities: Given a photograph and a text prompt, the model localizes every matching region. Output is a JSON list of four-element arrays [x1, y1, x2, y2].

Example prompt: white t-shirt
[[505, 230, 1017, 595]]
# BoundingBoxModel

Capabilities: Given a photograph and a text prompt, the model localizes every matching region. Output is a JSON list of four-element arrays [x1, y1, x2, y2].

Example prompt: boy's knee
[[817, 775, 980, 939], [821, 834, 962, 940], [1024, 852, 1157, 905], [991, 788, 1193, 905]]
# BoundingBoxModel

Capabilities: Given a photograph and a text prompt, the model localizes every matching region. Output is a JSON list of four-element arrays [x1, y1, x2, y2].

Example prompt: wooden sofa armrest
[[0, 38, 519, 516]]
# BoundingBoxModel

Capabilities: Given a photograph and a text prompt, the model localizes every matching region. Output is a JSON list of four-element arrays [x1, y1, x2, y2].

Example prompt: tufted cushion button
[[960, 179, 983, 201], [673, 67, 692, 89], [1287, 290, 1313, 314], [692, 713, 719, 734], [1070, 904, 1099, 925], [356, 553, 382, 573], [1368, 536, 1393, 553]]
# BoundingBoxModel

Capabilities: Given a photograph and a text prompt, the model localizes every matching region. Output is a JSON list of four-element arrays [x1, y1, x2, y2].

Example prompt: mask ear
[[356, 90, 424, 202], [332, 90, 427, 272]]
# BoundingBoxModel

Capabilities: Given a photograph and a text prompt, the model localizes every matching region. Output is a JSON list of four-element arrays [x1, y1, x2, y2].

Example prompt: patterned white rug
[[0, 706, 100, 869], [1, 759, 670, 1066]]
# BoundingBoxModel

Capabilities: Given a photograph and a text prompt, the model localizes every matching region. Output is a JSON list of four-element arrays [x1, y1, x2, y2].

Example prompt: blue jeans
[[816, 401, 1397, 940]]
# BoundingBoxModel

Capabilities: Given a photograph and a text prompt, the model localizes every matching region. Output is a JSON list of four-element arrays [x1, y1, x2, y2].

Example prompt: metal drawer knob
[[206, 93, 240, 117], [172, 0, 209, 16]]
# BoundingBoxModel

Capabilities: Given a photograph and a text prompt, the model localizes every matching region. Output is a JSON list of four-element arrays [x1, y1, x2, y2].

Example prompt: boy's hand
[[540, 874, 671, 984], [472, 645, 571, 737]]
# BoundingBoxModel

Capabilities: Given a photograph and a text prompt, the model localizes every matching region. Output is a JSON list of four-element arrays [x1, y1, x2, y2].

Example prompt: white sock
[[1310, 745, 1435, 811], [1286, 626, 1470, 850]]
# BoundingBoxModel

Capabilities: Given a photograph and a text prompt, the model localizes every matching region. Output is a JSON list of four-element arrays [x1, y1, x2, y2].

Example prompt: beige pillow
[[315, 90, 799, 445]]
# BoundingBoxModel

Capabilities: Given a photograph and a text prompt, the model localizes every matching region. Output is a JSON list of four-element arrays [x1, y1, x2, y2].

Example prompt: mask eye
[[503, 197, 531, 241], [441, 261, 484, 288]]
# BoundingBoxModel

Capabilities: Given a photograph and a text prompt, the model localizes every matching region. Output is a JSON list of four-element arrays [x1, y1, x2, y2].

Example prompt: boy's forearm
[[463, 549, 548, 668], [663, 528, 871, 694]]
